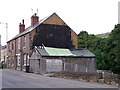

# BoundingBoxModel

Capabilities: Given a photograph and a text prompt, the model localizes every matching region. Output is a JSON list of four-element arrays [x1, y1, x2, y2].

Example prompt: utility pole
[[0, 22, 8, 43], [0, 35, 1, 62]]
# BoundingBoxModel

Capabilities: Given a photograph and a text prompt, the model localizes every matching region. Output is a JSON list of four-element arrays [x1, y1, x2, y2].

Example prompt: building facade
[[1, 45, 7, 63], [7, 13, 78, 71]]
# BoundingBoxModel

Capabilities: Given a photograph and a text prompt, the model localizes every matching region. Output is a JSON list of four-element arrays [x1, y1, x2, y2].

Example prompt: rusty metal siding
[[64, 57, 96, 72], [30, 55, 96, 74]]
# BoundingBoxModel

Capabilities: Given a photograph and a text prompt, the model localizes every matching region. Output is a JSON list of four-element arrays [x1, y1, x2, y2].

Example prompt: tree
[[78, 26, 120, 74]]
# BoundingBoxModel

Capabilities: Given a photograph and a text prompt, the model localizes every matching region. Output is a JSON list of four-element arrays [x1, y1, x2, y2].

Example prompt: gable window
[[18, 38, 20, 49], [24, 36, 26, 48]]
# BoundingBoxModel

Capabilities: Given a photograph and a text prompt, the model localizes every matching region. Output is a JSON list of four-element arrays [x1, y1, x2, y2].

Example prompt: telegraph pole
[[0, 35, 1, 62], [0, 22, 8, 43]]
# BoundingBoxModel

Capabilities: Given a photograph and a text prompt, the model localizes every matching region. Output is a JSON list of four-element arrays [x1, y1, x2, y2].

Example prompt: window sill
[[12, 50, 14, 52], [17, 65, 20, 66], [23, 46, 26, 49]]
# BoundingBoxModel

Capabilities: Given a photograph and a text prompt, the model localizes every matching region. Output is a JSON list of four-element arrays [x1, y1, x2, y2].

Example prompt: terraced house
[[7, 13, 78, 71]]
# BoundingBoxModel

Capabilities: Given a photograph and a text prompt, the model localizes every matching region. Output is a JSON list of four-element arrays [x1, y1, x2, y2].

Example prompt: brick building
[[7, 13, 78, 71], [1, 45, 7, 63]]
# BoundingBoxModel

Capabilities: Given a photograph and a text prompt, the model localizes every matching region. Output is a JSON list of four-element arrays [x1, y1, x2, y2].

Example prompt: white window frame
[[18, 38, 21, 49], [12, 41, 14, 51], [27, 54, 29, 65], [23, 36, 26, 48], [23, 54, 26, 66], [17, 55, 20, 66]]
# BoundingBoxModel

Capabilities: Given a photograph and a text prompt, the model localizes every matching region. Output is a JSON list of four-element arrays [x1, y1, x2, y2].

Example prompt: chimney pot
[[22, 19, 24, 24], [31, 13, 39, 26], [19, 20, 25, 33]]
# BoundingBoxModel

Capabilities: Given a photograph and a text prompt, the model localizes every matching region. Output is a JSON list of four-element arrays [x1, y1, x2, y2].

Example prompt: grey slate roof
[[7, 12, 70, 42], [71, 48, 95, 57], [36, 46, 49, 56], [35, 46, 95, 57], [7, 16, 49, 42]]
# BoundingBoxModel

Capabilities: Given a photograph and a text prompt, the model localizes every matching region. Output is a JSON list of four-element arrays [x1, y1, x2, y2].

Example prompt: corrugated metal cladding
[[35, 46, 95, 57], [44, 47, 73, 56], [30, 46, 96, 74]]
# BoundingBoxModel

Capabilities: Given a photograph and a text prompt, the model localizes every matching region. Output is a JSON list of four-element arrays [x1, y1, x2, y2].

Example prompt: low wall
[[98, 72, 119, 86], [52, 71, 99, 82], [52, 71, 119, 86]]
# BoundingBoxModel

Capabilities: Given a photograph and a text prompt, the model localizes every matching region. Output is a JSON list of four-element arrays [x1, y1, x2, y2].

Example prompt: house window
[[12, 56, 14, 60], [27, 54, 29, 65], [17, 55, 20, 66], [24, 36, 26, 48], [7, 43, 10, 52], [12, 56, 14, 66], [23, 54, 26, 66], [18, 38, 20, 49], [12, 41, 14, 50], [29, 34, 32, 49]]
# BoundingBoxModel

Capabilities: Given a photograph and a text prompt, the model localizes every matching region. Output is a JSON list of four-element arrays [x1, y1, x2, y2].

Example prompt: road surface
[[2, 69, 119, 89]]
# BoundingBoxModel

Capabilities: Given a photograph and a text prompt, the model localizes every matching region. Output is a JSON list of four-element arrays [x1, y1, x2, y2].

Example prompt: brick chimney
[[19, 19, 25, 33], [31, 13, 39, 26]]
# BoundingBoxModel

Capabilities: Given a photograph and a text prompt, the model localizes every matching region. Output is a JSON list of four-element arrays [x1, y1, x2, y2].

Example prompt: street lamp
[[0, 22, 8, 42]]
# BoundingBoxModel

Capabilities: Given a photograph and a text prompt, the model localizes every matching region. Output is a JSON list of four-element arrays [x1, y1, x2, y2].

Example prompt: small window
[[7, 43, 10, 52], [12, 41, 14, 50], [23, 54, 26, 66], [24, 36, 26, 48], [17, 55, 20, 66], [18, 38, 21, 49], [27, 54, 29, 65]]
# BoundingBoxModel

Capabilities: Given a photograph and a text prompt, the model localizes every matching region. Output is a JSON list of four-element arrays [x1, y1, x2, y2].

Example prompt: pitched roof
[[71, 48, 95, 57], [35, 46, 95, 57], [36, 46, 49, 56], [7, 12, 68, 42], [44, 47, 74, 56], [7, 16, 49, 42], [35, 46, 74, 57]]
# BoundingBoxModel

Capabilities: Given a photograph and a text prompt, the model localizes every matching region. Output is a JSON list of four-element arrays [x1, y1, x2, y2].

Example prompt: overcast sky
[[0, 0, 119, 45]]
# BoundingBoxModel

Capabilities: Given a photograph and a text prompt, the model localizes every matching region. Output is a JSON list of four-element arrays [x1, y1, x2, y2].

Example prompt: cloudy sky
[[0, 0, 119, 45]]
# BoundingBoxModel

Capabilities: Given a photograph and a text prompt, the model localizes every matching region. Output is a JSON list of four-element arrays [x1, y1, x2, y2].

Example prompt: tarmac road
[[1, 69, 119, 89]]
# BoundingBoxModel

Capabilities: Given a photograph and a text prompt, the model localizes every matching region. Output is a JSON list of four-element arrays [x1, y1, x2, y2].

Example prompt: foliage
[[78, 25, 120, 74]]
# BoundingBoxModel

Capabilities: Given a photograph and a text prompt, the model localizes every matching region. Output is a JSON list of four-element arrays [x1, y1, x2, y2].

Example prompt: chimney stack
[[31, 13, 39, 26], [19, 19, 25, 33]]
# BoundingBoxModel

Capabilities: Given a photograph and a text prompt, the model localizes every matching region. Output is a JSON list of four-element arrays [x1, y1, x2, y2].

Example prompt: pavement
[[2, 69, 119, 89]]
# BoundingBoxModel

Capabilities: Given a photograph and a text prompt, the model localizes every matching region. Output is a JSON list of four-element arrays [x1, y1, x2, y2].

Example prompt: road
[[1, 69, 119, 89]]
